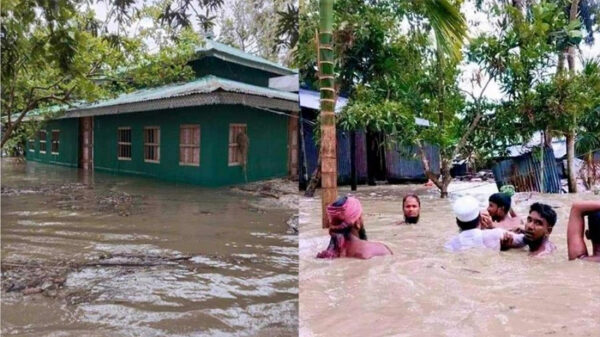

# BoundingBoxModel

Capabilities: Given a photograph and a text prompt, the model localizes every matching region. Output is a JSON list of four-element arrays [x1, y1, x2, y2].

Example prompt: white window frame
[[179, 124, 200, 167], [117, 127, 132, 161], [228, 124, 247, 166], [39, 130, 47, 154], [144, 126, 160, 163], [28, 139, 35, 152], [51, 129, 60, 155]]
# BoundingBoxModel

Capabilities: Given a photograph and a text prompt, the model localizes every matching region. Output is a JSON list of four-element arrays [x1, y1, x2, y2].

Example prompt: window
[[28, 139, 35, 152], [144, 127, 160, 163], [39, 130, 47, 153], [228, 124, 247, 166], [51, 130, 60, 154], [179, 125, 200, 166], [118, 127, 132, 160]]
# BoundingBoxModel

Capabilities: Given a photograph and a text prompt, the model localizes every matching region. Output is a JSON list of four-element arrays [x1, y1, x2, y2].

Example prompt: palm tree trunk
[[565, 0, 580, 193], [586, 152, 593, 190], [319, 0, 337, 228]]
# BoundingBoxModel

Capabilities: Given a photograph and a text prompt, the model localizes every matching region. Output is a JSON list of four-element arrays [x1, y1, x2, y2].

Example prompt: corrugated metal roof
[[63, 75, 298, 114], [507, 132, 567, 158], [195, 39, 297, 75], [299, 88, 348, 112]]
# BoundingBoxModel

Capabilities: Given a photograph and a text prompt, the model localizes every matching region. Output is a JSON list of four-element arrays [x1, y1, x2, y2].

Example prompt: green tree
[[217, 0, 292, 65], [1, 0, 206, 150]]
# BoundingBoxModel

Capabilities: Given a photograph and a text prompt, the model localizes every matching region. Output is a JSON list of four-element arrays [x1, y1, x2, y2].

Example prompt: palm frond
[[423, 0, 468, 60]]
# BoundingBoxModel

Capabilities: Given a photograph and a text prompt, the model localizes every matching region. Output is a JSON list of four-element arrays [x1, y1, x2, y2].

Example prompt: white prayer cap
[[453, 196, 480, 222]]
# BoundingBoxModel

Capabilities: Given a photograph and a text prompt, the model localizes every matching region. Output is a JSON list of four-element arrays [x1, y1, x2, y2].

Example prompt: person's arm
[[567, 201, 600, 260]]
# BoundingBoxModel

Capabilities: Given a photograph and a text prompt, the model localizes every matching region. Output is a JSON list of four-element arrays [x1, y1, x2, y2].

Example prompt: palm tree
[[319, 0, 336, 227]]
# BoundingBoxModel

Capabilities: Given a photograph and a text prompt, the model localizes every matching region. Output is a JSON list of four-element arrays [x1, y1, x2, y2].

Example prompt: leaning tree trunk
[[566, 131, 578, 192], [305, 155, 322, 197], [319, 0, 337, 228], [565, 0, 580, 193]]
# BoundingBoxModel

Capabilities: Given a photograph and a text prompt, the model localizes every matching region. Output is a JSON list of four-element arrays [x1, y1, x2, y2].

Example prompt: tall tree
[[217, 0, 292, 65], [1, 0, 207, 149], [319, 0, 337, 226]]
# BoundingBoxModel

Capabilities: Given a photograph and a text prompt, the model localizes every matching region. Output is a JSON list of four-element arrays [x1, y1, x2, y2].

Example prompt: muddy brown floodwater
[[1, 159, 298, 337], [299, 182, 600, 337]]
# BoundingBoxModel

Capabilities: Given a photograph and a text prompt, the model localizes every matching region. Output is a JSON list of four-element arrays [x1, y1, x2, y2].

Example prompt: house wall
[[92, 104, 289, 186], [25, 118, 79, 167], [190, 57, 281, 87]]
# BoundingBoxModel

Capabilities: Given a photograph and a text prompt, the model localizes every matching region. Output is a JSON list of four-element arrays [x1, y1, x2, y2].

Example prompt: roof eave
[[194, 50, 297, 76]]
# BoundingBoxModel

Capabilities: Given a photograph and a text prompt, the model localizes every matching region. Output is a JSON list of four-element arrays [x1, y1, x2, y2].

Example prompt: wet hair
[[456, 215, 480, 231], [529, 203, 557, 227], [402, 194, 421, 207], [330, 223, 367, 240], [587, 211, 600, 244], [489, 193, 511, 213]]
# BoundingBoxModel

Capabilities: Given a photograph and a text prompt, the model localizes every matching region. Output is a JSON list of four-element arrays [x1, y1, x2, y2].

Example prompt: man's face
[[524, 211, 551, 243], [487, 202, 505, 222], [403, 198, 420, 218]]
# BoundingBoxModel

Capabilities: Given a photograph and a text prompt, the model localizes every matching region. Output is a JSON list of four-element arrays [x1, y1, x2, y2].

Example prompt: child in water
[[317, 196, 392, 259]]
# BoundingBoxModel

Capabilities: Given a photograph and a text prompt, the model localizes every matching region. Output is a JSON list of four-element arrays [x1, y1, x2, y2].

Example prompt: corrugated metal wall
[[491, 147, 561, 193], [299, 109, 440, 186], [386, 144, 440, 182], [337, 130, 368, 184], [298, 112, 368, 186]]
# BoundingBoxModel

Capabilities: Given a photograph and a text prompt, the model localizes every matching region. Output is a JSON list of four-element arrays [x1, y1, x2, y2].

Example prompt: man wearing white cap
[[445, 196, 525, 252]]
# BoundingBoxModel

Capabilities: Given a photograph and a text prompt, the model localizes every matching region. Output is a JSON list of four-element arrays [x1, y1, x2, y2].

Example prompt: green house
[[25, 40, 299, 186]]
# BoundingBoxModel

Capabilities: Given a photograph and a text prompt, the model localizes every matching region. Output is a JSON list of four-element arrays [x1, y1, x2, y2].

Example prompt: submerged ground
[[299, 182, 600, 337], [1, 159, 298, 337]]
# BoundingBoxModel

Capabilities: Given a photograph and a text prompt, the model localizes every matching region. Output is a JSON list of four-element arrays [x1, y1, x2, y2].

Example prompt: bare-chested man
[[317, 196, 392, 259], [480, 193, 521, 231], [445, 196, 525, 252], [567, 200, 600, 262]]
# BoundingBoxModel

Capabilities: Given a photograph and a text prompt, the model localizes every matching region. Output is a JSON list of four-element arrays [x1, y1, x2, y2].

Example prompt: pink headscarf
[[326, 196, 363, 225]]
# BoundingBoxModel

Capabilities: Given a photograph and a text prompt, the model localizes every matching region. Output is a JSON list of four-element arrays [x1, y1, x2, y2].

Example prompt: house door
[[79, 117, 93, 170]]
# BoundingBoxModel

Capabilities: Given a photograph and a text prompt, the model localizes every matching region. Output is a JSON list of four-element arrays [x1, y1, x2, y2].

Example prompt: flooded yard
[[299, 183, 599, 337], [1, 159, 298, 337]]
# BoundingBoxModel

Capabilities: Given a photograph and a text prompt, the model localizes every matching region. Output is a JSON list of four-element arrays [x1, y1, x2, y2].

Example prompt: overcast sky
[[90, 0, 598, 101]]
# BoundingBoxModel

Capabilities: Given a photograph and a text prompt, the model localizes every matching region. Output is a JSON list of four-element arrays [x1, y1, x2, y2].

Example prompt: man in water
[[445, 196, 525, 252], [567, 200, 600, 262], [519, 202, 557, 256], [397, 194, 421, 225], [317, 196, 392, 259], [480, 193, 521, 231]]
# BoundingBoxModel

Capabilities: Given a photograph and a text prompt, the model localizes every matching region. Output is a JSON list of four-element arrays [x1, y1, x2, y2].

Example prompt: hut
[[25, 39, 299, 187], [298, 88, 440, 188], [491, 147, 562, 193]]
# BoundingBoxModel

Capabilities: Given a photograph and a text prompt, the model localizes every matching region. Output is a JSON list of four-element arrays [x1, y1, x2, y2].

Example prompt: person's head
[[487, 193, 511, 221], [453, 196, 481, 231], [585, 211, 600, 246], [327, 196, 367, 239], [524, 203, 557, 244], [402, 194, 421, 224]]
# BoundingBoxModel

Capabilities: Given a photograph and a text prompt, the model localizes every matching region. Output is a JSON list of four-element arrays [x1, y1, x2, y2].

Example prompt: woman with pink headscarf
[[317, 196, 392, 259]]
